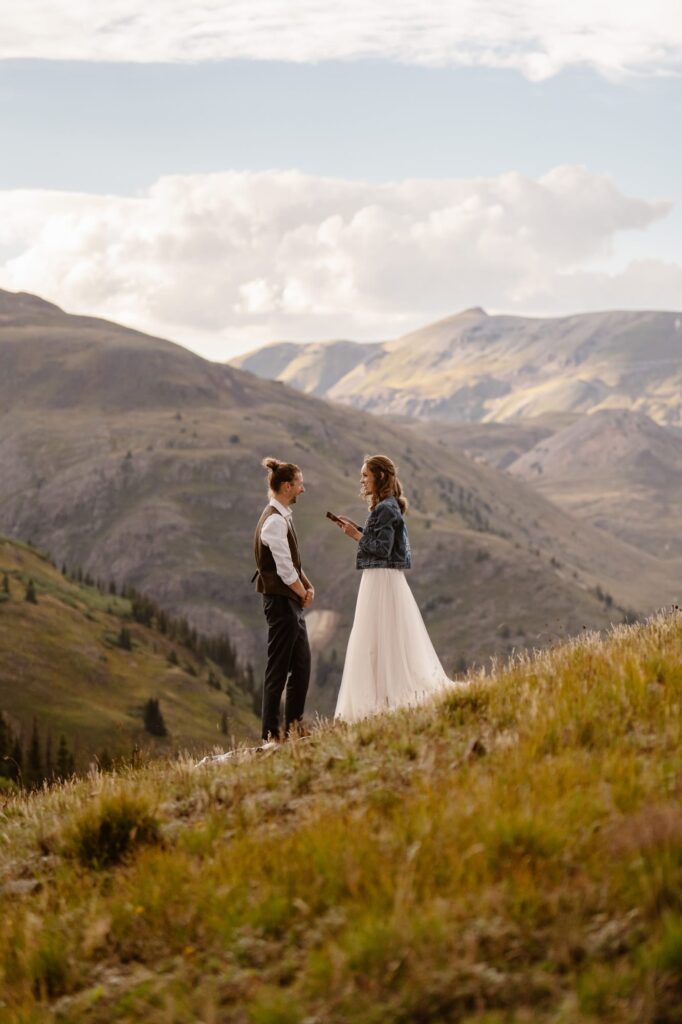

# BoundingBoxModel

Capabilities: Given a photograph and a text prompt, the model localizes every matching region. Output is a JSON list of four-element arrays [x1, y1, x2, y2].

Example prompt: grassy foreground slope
[[0, 537, 258, 769], [0, 612, 680, 1022]]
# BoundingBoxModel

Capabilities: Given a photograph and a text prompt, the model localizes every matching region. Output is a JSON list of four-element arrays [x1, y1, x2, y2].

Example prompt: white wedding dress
[[334, 568, 452, 722]]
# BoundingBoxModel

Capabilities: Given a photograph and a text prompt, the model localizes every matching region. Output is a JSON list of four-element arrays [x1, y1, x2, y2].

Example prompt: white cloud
[[0, 167, 677, 358], [1, 1, 682, 79]]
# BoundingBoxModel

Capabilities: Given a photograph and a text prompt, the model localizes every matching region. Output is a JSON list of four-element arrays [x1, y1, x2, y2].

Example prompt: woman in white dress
[[333, 454, 452, 722]]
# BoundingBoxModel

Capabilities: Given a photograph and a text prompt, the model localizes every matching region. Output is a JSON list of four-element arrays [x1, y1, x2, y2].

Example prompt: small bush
[[30, 926, 75, 999], [441, 684, 490, 725], [63, 793, 161, 868], [653, 912, 682, 978]]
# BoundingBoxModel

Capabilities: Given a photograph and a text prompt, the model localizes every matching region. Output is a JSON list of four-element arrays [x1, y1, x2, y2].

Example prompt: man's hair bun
[[262, 457, 301, 492]]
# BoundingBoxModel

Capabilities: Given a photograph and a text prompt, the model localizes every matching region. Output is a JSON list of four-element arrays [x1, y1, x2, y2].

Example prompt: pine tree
[[9, 737, 23, 782], [220, 711, 229, 735], [251, 672, 261, 717], [97, 748, 113, 771], [0, 713, 10, 776], [2, 573, 9, 595], [44, 731, 53, 781], [27, 717, 42, 786], [143, 698, 167, 737], [25, 579, 38, 604], [118, 626, 132, 650], [56, 735, 72, 780]]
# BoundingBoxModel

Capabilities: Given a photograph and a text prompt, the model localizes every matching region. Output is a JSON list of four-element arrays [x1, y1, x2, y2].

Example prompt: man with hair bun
[[252, 457, 314, 741]]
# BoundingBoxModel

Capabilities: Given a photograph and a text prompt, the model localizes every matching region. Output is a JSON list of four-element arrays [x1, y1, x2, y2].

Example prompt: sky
[[1, 1, 681, 360]]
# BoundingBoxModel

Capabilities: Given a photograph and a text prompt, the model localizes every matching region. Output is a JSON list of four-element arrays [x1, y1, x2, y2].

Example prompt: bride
[[333, 454, 452, 722]]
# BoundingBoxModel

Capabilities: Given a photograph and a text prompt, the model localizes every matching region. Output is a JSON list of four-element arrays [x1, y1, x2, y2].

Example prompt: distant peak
[[0, 288, 64, 315], [458, 306, 488, 317]]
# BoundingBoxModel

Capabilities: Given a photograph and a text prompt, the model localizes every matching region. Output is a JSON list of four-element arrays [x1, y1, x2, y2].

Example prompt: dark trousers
[[261, 594, 311, 741]]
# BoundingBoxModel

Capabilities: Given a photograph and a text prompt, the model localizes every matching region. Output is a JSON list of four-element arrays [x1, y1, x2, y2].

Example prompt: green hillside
[[0, 537, 259, 775], [0, 611, 680, 1021]]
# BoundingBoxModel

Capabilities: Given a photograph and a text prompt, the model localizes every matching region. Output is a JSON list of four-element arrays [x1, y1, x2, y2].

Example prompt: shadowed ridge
[[0, 287, 250, 412]]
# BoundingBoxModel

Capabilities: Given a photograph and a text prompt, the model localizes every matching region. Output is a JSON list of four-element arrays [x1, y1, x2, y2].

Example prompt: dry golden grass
[[0, 611, 680, 1022]]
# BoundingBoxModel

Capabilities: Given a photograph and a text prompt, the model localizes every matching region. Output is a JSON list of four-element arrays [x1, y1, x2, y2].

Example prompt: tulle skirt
[[334, 569, 453, 722]]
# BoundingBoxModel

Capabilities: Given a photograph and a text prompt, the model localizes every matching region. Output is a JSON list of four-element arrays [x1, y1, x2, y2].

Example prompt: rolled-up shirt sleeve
[[260, 515, 300, 586]]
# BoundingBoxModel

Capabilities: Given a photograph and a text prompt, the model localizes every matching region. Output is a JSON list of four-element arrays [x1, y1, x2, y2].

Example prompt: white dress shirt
[[260, 497, 301, 586]]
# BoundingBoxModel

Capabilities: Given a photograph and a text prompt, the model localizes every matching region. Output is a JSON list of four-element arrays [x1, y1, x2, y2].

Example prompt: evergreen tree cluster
[[0, 712, 75, 789], [0, 561, 263, 788], [59, 564, 256, 693], [0, 573, 41, 604], [124, 585, 252, 689]]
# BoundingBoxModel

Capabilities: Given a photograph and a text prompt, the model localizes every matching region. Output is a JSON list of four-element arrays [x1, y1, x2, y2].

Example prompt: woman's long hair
[[262, 457, 300, 492], [362, 454, 408, 514]]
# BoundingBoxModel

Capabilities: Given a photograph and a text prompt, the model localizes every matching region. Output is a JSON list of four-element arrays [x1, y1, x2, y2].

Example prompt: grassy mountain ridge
[[0, 611, 680, 1021], [0, 537, 259, 771], [232, 307, 682, 425]]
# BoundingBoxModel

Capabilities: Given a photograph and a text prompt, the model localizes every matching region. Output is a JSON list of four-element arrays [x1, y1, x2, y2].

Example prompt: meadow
[[0, 610, 680, 1023]]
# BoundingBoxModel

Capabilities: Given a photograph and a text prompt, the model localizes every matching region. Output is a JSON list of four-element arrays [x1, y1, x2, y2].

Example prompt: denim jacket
[[356, 496, 412, 570]]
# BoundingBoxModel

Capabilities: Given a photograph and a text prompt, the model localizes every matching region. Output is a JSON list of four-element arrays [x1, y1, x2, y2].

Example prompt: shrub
[[63, 793, 161, 868], [30, 930, 71, 999]]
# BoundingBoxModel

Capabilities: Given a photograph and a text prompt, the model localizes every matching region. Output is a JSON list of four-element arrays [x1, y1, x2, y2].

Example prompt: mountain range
[[232, 307, 682, 425], [1, 290, 680, 720]]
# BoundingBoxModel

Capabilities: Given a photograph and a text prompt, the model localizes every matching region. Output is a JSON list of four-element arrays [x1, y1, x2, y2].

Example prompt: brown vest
[[253, 505, 302, 596]]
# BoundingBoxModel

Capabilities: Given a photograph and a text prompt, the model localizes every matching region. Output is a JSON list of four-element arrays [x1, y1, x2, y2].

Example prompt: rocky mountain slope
[[1, 290, 679, 717], [508, 408, 682, 558], [233, 306, 682, 425]]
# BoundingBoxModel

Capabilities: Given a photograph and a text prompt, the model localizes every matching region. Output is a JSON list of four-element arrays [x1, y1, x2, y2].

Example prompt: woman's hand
[[336, 515, 362, 541]]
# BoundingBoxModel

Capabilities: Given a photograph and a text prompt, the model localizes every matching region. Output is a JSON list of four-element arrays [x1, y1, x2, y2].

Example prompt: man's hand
[[290, 578, 308, 604], [302, 587, 315, 608]]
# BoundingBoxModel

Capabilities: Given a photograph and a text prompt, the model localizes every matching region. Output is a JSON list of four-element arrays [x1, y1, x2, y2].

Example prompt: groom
[[252, 457, 314, 741]]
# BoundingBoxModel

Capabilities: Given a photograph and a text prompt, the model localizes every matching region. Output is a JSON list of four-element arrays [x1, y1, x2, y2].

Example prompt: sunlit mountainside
[[233, 306, 682, 425]]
